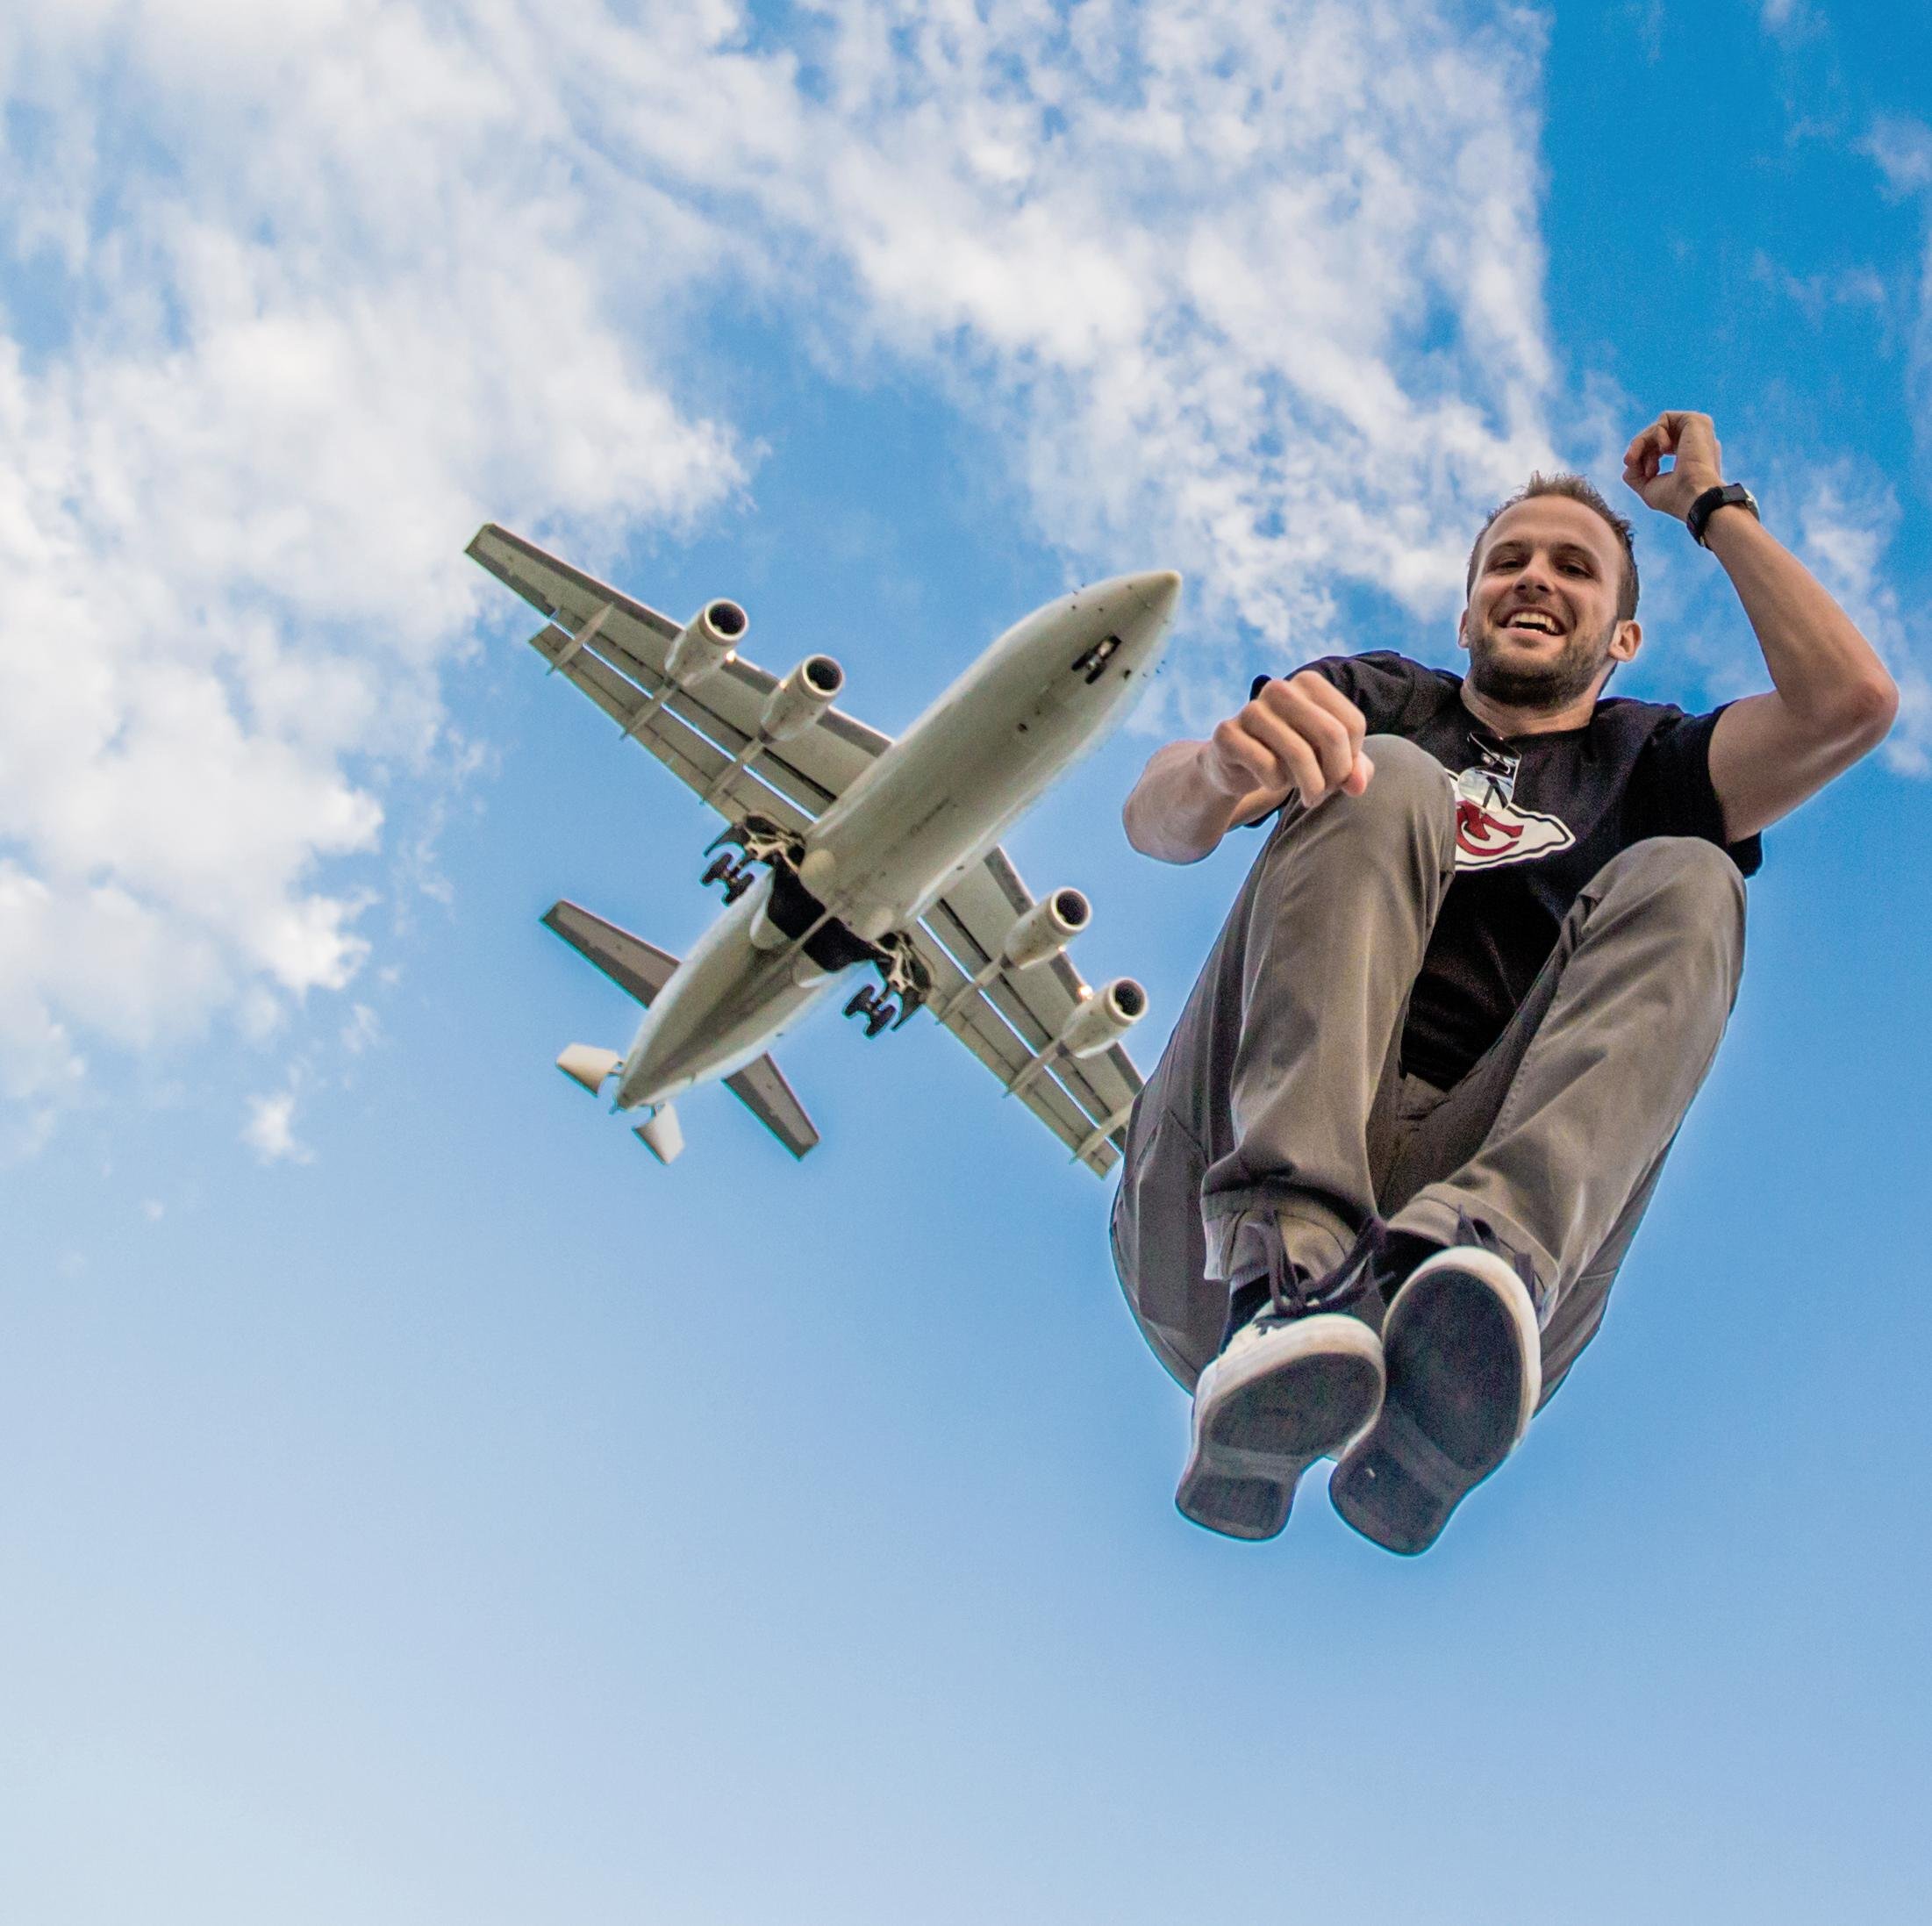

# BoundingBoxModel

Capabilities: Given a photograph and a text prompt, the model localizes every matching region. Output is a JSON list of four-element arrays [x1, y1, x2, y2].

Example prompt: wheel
[[722, 871, 754, 904], [844, 987, 878, 1020], [865, 1002, 897, 1038], [701, 854, 736, 888]]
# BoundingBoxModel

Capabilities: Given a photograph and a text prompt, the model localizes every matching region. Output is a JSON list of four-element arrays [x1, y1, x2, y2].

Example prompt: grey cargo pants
[[1111, 734, 1746, 1400]]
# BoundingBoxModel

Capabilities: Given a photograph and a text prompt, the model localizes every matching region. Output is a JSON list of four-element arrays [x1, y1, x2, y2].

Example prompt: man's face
[[1460, 497, 1637, 710]]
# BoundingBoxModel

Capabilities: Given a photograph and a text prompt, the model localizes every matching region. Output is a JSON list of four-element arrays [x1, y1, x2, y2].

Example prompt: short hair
[[1465, 472, 1640, 621]]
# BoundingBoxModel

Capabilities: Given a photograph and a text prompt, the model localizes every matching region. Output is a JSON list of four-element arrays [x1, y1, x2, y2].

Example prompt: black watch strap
[[1687, 483, 1760, 548]]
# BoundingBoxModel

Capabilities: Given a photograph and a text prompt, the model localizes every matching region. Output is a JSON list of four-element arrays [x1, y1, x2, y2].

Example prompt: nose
[[1510, 554, 1556, 597]]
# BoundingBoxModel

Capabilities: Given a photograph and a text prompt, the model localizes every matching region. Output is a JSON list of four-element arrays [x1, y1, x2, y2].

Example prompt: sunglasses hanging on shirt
[[1463, 727, 1521, 809]]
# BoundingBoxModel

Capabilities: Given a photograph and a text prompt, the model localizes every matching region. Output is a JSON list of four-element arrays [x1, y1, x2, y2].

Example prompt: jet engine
[[1055, 977, 1147, 1057], [1001, 887, 1091, 970], [665, 598, 748, 685], [759, 655, 845, 741]]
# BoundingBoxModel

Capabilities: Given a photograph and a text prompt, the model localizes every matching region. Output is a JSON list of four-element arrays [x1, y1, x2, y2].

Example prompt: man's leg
[[1333, 836, 1749, 1551], [1112, 735, 1459, 1390]]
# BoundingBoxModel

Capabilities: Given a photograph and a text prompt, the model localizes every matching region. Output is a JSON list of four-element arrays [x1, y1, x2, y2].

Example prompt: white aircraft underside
[[467, 524, 1178, 1174]]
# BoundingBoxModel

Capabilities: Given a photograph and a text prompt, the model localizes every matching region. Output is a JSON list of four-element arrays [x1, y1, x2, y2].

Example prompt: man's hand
[[1120, 671, 1375, 863], [1201, 671, 1373, 813], [1622, 411, 1726, 521]]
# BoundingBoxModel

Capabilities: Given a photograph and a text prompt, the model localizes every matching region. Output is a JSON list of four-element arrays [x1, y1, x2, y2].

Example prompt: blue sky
[[3, 3, 1930, 1920]]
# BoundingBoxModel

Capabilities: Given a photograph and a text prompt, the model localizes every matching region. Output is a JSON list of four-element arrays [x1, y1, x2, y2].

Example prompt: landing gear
[[843, 985, 898, 1038], [701, 852, 755, 904], [702, 814, 801, 906]]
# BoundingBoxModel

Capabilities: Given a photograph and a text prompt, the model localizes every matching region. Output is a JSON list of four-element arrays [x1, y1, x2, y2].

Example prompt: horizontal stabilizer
[[543, 900, 680, 1005], [557, 1043, 622, 1094], [723, 1054, 820, 1160]]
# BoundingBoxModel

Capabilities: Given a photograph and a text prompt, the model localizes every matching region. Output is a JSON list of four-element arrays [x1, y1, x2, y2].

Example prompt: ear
[[1456, 606, 1471, 655], [1609, 618, 1642, 665]]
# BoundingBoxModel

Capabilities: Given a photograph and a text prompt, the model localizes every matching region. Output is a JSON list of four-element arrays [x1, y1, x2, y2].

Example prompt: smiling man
[[1113, 412, 1899, 1553]]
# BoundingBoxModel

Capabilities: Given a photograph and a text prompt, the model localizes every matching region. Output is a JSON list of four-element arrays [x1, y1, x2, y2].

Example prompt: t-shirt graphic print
[[1451, 763, 1577, 870]]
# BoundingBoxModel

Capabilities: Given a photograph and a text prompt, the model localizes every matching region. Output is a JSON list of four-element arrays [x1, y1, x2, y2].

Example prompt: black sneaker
[[1175, 1216, 1387, 1541], [1329, 1214, 1545, 1556]]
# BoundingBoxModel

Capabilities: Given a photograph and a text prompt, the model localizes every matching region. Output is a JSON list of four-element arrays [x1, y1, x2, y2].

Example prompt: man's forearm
[[1123, 741, 1252, 863], [1707, 508, 1899, 732]]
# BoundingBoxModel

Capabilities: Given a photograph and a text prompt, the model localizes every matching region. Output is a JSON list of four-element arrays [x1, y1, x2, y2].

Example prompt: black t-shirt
[[1249, 651, 1763, 1088]]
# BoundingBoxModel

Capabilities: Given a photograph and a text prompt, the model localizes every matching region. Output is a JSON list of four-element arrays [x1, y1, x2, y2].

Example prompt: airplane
[[466, 524, 1178, 1173]]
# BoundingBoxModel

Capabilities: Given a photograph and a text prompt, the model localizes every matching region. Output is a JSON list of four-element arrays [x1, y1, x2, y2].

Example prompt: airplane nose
[[1127, 569, 1182, 619], [1113, 571, 1182, 629]]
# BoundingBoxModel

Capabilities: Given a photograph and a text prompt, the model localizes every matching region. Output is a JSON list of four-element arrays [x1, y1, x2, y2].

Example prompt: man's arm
[[1122, 672, 1373, 863], [1623, 412, 1900, 841]]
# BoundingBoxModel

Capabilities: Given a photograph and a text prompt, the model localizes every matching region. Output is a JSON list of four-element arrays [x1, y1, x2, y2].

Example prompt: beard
[[1465, 615, 1616, 711]]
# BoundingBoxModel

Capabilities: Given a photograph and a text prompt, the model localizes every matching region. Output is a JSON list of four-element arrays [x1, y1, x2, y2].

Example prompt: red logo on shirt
[[1453, 776, 1575, 870]]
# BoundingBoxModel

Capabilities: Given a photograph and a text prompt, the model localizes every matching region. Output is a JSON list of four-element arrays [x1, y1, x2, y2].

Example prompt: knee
[[1594, 837, 1746, 968], [1349, 734, 1455, 827]]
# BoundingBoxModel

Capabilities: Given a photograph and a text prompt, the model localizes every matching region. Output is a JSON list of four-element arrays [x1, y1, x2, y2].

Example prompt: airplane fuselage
[[612, 570, 1177, 1112]]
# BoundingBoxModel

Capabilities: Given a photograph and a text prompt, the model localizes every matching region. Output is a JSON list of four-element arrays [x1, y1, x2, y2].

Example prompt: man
[[1113, 412, 1898, 1553]]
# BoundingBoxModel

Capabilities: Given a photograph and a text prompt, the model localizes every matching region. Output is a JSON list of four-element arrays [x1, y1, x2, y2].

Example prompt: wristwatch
[[1686, 482, 1760, 548]]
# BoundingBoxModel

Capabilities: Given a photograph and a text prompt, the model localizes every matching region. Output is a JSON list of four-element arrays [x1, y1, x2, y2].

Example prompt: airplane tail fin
[[541, 899, 820, 1159]]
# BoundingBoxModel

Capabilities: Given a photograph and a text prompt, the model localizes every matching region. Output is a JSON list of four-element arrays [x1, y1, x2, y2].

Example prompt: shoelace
[[1256, 1208, 1545, 1327], [1258, 1214, 1391, 1323], [1449, 1206, 1548, 1323]]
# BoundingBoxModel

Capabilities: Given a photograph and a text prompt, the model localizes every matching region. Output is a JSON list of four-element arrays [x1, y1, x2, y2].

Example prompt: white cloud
[[3, 0, 1565, 1124], [0, 2, 746, 1121], [339, 1003, 381, 1056], [574, 0, 1563, 721], [1866, 117, 1932, 196], [241, 1088, 311, 1165], [1792, 469, 1932, 776], [1859, 118, 1932, 529]]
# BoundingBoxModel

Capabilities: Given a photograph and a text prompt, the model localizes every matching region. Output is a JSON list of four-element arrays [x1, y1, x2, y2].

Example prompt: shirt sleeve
[[1629, 704, 1764, 877]]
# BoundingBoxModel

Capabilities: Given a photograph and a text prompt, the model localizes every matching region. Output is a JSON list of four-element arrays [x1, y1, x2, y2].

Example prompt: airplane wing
[[912, 848, 1143, 1178], [468, 522, 888, 836]]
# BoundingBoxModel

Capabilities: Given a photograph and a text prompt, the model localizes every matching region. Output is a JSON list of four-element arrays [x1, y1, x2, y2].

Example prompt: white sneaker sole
[[1177, 1314, 1385, 1541], [1330, 1246, 1542, 1556]]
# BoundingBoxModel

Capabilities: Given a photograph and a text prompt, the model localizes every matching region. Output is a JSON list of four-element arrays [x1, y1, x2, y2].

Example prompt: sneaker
[[1176, 1221, 1387, 1541], [1329, 1214, 1544, 1556]]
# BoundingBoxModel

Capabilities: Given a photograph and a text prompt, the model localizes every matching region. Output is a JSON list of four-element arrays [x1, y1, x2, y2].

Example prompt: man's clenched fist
[[1201, 670, 1374, 812], [1622, 411, 1726, 521]]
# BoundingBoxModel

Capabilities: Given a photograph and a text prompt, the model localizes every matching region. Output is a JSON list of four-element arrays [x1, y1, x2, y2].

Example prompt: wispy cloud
[[1865, 117, 1932, 196], [241, 1087, 311, 1165], [2, 0, 1564, 1124], [0, 3, 746, 1125], [1860, 118, 1932, 501], [1792, 467, 1932, 775], [1756, 0, 1815, 42]]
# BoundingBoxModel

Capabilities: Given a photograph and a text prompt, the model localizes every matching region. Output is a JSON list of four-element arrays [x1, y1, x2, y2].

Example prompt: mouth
[[1496, 608, 1566, 638]]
